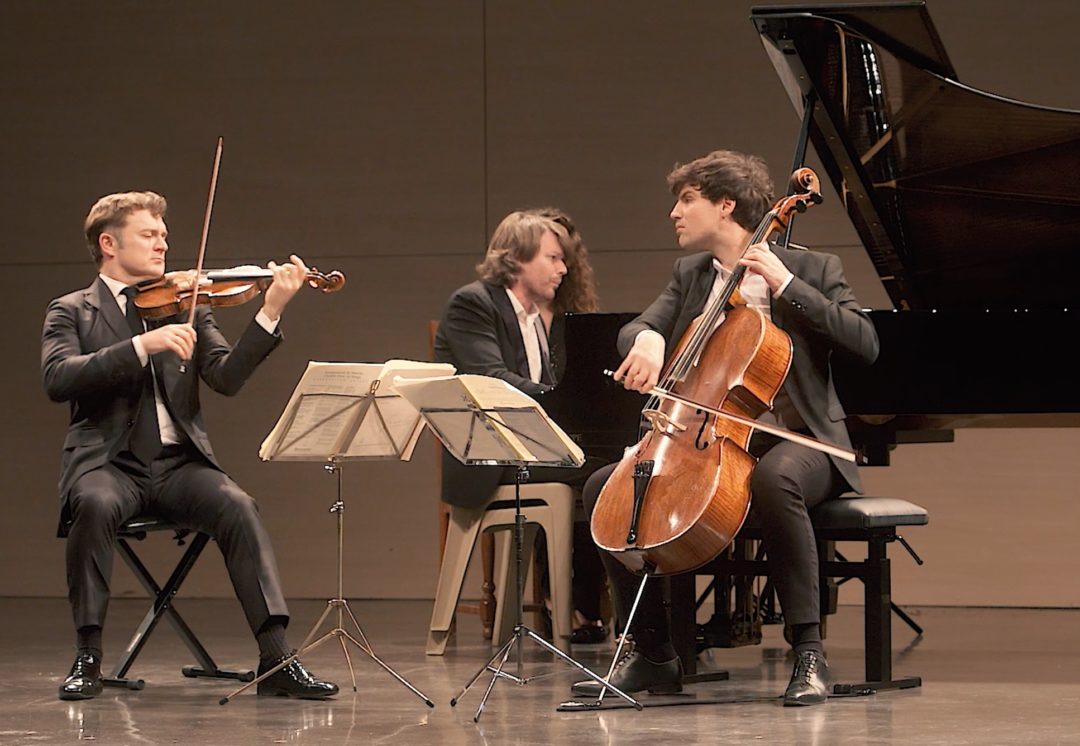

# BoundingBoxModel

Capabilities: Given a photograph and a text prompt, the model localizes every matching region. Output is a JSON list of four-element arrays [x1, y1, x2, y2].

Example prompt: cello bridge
[[643, 409, 687, 435]]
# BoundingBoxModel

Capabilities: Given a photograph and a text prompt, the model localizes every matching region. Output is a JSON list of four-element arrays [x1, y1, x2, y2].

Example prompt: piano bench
[[693, 496, 928, 695], [103, 517, 255, 691]]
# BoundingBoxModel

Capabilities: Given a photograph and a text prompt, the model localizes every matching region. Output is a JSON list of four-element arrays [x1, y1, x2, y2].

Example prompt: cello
[[590, 168, 853, 576]]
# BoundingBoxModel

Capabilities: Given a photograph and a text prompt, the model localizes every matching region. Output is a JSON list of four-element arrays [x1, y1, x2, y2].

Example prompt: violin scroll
[[305, 268, 346, 293]]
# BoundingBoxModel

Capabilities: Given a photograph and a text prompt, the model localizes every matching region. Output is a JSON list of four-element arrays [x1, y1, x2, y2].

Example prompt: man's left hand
[[261, 254, 309, 321], [738, 242, 792, 293]]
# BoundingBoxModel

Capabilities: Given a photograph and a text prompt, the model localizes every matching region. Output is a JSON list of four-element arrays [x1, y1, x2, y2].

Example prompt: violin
[[590, 168, 845, 576], [132, 265, 346, 320]]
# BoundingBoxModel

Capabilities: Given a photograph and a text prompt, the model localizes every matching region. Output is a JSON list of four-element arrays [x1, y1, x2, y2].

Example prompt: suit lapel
[[537, 318, 555, 385], [685, 256, 717, 317], [485, 283, 530, 378], [88, 277, 129, 341]]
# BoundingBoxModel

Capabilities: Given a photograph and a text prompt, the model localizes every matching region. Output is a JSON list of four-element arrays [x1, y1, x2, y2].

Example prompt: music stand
[[392, 374, 642, 721], [220, 360, 448, 706]]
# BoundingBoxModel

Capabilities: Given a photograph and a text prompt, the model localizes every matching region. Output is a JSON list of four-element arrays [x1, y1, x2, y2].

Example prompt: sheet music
[[391, 374, 584, 467], [259, 360, 455, 461]]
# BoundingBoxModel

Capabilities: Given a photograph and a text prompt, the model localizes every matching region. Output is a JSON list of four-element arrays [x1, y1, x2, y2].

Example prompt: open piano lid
[[752, 2, 1080, 312]]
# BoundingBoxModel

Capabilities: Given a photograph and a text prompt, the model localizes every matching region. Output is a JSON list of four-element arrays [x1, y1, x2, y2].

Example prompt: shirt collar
[[711, 258, 735, 280], [98, 272, 129, 301], [505, 287, 539, 322]]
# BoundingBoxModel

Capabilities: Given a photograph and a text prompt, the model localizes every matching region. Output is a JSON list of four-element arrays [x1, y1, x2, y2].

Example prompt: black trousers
[[64, 443, 289, 636], [582, 434, 845, 647]]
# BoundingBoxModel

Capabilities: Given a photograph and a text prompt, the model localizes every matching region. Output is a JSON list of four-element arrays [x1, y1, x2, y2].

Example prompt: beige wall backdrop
[[2, 1, 1077, 609]]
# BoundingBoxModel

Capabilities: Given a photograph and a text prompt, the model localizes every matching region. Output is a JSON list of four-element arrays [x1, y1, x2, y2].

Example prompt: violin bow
[[179, 136, 224, 373]]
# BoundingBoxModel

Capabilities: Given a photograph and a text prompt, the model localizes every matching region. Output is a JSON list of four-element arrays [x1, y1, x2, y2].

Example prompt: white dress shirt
[[505, 288, 545, 384]]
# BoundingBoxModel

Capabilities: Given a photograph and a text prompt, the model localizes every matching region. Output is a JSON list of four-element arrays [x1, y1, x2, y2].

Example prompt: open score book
[[258, 360, 455, 462], [391, 374, 584, 467]]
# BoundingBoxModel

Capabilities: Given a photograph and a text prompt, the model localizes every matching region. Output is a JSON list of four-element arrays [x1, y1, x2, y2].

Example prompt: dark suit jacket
[[618, 247, 879, 494], [434, 281, 555, 395], [433, 280, 558, 507], [41, 277, 282, 521]]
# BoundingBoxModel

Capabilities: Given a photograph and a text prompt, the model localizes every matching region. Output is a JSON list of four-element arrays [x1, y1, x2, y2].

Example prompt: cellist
[[572, 150, 879, 706]]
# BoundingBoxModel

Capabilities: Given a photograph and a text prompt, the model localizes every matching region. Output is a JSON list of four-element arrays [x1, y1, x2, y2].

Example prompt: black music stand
[[220, 360, 449, 706], [393, 374, 643, 721]]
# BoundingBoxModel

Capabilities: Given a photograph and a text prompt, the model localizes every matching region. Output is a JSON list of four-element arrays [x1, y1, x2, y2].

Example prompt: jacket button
[[126, 419, 135, 427]]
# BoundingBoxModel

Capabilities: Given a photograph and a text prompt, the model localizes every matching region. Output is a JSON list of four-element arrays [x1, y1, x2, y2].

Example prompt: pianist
[[572, 149, 880, 705], [433, 208, 609, 644]]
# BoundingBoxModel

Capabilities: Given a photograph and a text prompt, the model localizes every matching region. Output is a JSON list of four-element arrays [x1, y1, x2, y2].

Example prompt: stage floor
[[2, 597, 1077, 745]]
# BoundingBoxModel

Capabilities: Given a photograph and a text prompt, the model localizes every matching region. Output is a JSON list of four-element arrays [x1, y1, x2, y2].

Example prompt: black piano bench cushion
[[810, 497, 929, 530]]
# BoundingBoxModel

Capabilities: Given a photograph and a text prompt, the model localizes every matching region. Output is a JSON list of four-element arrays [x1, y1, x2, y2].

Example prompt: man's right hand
[[140, 323, 197, 360], [613, 331, 665, 393]]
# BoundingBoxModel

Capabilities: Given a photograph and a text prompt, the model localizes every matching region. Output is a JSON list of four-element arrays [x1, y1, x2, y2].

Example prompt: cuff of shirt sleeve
[[634, 329, 667, 365], [636, 329, 665, 347], [775, 272, 795, 297], [255, 309, 280, 334], [132, 336, 149, 366]]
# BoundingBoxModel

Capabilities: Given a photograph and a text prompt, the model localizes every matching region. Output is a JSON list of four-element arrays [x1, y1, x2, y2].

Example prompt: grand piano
[[548, 0, 1080, 467], [753, 1, 1080, 461], [544, 1, 1080, 679]]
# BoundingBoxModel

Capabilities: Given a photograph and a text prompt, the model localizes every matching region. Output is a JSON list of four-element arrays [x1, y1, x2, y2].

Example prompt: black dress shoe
[[59, 652, 103, 701], [571, 647, 682, 696], [570, 623, 609, 645], [257, 654, 339, 700], [783, 650, 829, 706]]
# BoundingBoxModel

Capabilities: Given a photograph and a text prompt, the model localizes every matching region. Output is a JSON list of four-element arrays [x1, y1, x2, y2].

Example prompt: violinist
[[572, 150, 879, 705], [42, 191, 338, 701]]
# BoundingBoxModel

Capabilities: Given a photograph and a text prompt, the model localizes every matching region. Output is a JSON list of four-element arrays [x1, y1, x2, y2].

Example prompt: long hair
[[475, 211, 559, 287], [527, 207, 599, 314]]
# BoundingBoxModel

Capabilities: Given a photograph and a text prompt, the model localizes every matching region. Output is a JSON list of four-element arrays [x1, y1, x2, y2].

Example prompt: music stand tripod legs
[[220, 459, 434, 707], [450, 465, 642, 721]]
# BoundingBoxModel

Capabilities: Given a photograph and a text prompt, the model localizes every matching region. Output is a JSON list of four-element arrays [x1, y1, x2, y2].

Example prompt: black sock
[[76, 625, 103, 659], [256, 622, 290, 663], [790, 622, 824, 656], [631, 627, 676, 663], [642, 640, 677, 664]]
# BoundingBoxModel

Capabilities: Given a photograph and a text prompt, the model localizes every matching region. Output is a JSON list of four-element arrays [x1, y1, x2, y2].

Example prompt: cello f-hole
[[694, 410, 713, 450]]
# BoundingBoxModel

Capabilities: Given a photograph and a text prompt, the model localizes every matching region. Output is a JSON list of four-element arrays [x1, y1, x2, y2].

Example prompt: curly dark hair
[[666, 150, 774, 231]]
